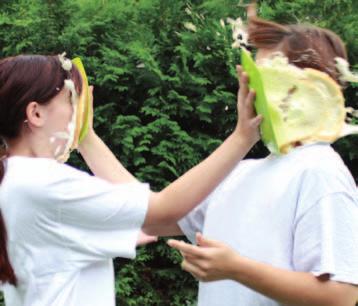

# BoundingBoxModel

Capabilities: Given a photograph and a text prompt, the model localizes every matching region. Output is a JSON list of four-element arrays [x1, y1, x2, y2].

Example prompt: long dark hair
[[0, 54, 82, 286], [247, 8, 348, 85]]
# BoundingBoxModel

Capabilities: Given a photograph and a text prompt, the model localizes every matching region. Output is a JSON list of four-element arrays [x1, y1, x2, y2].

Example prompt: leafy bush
[[0, 0, 357, 305]]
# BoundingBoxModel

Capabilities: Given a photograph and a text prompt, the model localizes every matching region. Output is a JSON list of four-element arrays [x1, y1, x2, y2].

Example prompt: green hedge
[[0, 0, 357, 305]]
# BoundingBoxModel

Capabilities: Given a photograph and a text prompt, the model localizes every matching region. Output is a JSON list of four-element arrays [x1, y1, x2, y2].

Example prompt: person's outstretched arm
[[168, 234, 358, 306], [79, 129, 137, 184], [79, 66, 261, 233], [78, 86, 137, 184]]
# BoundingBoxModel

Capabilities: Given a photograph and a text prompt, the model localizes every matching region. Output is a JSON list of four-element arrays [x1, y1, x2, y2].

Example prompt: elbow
[[154, 191, 184, 223], [141, 226, 155, 236], [147, 191, 178, 226]]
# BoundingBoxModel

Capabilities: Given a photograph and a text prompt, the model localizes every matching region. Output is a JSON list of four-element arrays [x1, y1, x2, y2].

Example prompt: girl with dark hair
[[168, 5, 358, 306], [0, 53, 261, 305]]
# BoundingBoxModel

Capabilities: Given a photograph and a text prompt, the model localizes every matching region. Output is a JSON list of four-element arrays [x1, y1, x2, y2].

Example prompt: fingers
[[136, 230, 158, 246], [167, 239, 207, 258], [238, 66, 259, 121], [196, 232, 220, 248], [244, 90, 256, 118], [181, 256, 219, 282], [247, 2, 257, 19], [237, 65, 255, 121], [235, 62, 262, 142], [236, 65, 242, 78], [87, 85, 94, 115], [180, 250, 200, 263], [251, 114, 263, 128], [244, 88, 263, 127], [237, 66, 249, 104], [181, 259, 205, 281], [196, 232, 204, 246], [87, 85, 94, 129], [88, 85, 94, 104], [137, 236, 158, 246]]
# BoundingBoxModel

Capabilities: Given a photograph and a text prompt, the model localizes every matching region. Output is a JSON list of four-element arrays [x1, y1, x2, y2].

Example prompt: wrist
[[78, 129, 98, 154], [230, 129, 257, 150], [229, 253, 251, 282]]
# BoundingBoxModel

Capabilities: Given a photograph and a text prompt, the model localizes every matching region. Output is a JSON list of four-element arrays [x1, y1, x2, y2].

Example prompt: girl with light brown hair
[[168, 4, 358, 306], [0, 53, 260, 305]]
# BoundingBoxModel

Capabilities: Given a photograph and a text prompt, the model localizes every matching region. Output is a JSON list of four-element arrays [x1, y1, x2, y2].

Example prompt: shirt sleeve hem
[[123, 183, 151, 259], [311, 270, 358, 285], [177, 218, 197, 244]]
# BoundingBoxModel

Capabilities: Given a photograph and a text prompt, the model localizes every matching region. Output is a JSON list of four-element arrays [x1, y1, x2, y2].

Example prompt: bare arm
[[79, 68, 261, 235], [79, 130, 137, 184], [168, 234, 358, 306], [143, 130, 255, 228], [142, 67, 261, 230], [144, 223, 183, 237], [78, 87, 136, 184], [81, 124, 258, 233]]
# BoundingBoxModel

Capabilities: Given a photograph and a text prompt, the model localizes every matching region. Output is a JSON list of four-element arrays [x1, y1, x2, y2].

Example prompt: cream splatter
[[251, 52, 358, 153], [53, 79, 78, 163], [58, 52, 72, 71], [227, 17, 249, 49], [184, 22, 197, 32], [335, 57, 358, 83]]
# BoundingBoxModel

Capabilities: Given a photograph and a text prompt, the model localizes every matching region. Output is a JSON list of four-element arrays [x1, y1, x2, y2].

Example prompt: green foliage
[[0, 0, 357, 305]]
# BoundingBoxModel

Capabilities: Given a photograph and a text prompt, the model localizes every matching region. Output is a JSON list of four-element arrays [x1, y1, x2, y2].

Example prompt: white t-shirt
[[0, 156, 150, 306], [179, 143, 358, 306]]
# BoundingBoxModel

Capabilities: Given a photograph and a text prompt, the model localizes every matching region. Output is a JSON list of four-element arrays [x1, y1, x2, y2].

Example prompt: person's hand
[[85, 85, 94, 133], [247, 2, 257, 19], [78, 85, 96, 150], [233, 65, 262, 146], [136, 230, 158, 246], [167, 232, 240, 282]]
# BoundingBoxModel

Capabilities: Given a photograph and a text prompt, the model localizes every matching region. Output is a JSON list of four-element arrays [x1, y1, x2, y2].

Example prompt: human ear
[[25, 101, 46, 128]]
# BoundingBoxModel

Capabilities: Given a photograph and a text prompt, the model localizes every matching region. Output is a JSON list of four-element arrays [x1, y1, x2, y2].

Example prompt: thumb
[[251, 114, 263, 127], [136, 231, 158, 246], [247, 2, 257, 19], [196, 232, 218, 247]]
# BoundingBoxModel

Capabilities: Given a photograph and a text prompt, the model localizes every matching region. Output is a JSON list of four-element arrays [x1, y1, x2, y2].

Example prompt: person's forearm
[[231, 255, 357, 306], [144, 222, 183, 236], [78, 130, 137, 184], [145, 131, 254, 226]]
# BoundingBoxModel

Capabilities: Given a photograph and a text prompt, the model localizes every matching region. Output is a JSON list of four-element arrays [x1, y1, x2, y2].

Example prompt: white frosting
[[184, 22, 197, 32], [335, 57, 358, 83], [51, 79, 78, 163], [227, 17, 249, 49], [254, 52, 358, 152], [185, 7, 192, 15], [340, 123, 358, 137], [58, 52, 72, 71], [54, 145, 62, 157], [52, 131, 70, 140]]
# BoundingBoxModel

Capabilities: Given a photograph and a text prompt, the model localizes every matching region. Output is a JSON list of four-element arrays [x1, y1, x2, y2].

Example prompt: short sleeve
[[293, 192, 358, 285], [178, 199, 210, 244], [38, 162, 150, 264]]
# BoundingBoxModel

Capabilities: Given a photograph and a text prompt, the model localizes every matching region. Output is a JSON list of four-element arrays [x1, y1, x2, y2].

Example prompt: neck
[[6, 134, 55, 159]]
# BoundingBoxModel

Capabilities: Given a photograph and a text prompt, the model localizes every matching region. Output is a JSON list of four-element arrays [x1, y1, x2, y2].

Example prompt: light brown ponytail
[[0, 142, 17, 286]]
